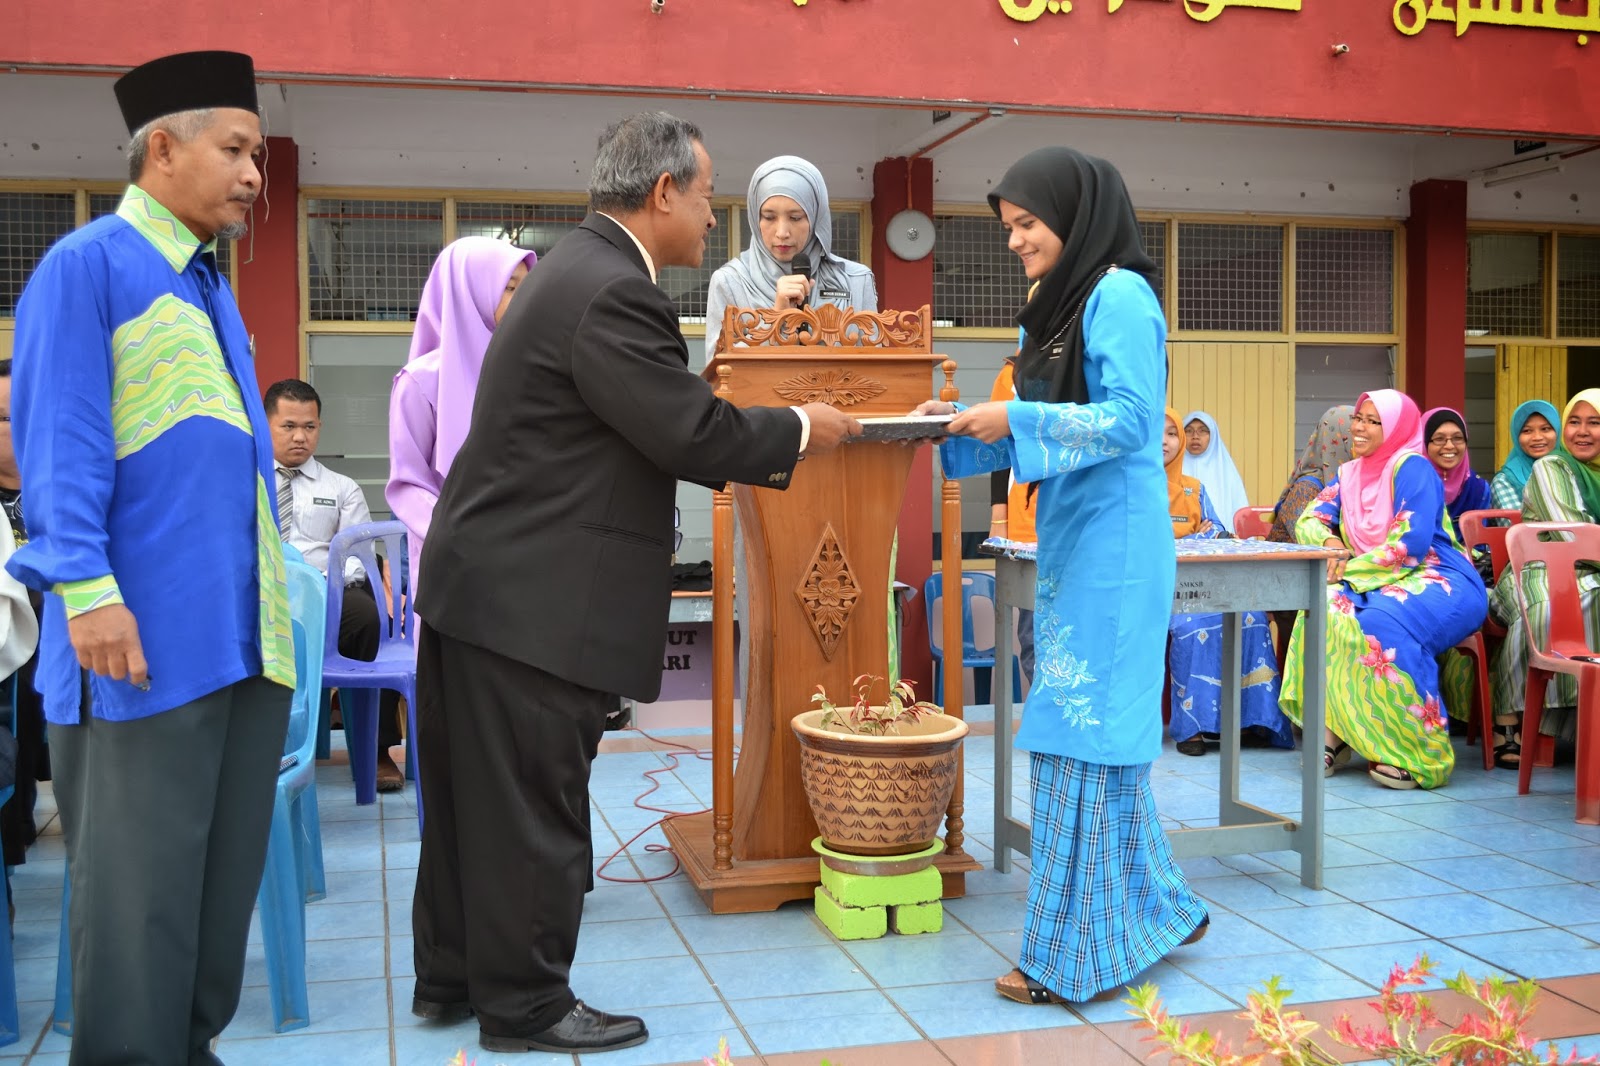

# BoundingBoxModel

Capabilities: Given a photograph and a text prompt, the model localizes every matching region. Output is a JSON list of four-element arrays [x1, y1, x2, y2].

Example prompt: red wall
[[873, 157, 937, 692], [1405, 180, 1468, 414], [235, 136, 300, 395], [10, 1, 1599, 138]]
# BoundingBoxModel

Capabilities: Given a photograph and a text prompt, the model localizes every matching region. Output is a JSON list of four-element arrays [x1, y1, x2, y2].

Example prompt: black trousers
[[339, 580, 404, 749], [53, 676, 289, 1066], [412, 623, 606, 1034]]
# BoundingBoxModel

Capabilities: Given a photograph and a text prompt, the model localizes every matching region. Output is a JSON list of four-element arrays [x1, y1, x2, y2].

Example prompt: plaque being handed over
[[849, 414, 955, 443]]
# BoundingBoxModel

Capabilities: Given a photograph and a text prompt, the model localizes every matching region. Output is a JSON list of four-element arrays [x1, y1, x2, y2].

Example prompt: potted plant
[[791, 674, 969, 858]]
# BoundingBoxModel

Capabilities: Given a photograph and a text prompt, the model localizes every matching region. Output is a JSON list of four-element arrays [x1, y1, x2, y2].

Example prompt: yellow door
[[0, 326, 11, 361], [1168, 341, 1294, 511], [1494, 344, 1566, 467]]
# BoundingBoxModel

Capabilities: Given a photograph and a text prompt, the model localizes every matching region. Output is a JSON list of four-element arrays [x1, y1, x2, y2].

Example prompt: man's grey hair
[[125, 108, 215, 182], [588, 112, 703, 215]]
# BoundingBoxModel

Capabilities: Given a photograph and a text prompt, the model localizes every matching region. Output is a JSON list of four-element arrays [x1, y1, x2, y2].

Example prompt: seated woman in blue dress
[[1421, 407, 1492, 542], [1162, 409, 1291, 756], [1280, 389, 1488, 790]]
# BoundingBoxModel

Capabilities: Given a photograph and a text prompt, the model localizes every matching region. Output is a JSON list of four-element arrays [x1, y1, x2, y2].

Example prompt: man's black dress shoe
[[479, 1000, 648, 1054], [412, 996, 472, 1022]]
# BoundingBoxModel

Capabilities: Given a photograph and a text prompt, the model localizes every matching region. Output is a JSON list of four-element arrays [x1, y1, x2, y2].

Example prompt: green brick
[[813, 887, 887, 941], [817, 863, 943, 909], [890, 901, 944, 935]]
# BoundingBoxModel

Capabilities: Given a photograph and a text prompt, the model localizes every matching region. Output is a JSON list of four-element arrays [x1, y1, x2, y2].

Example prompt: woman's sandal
[[1181, 915, 1211, 946], [1176, 735, 1208, 757], [1323, 742, 1352, 777], [1368, 764, 1419, 790], [995, 969, 1122, 1005], [1494, 721, 1522, 769]]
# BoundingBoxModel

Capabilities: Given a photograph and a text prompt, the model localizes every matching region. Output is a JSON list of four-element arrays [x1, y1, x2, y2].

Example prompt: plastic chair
[[924, 571, 1022, 707], [1458, 508, 1522, 766], [319, 521, 420, 828], [1232, 506, 1274, 540], [54, 560, 329, 1036], [1506, 521, 1600, 823]]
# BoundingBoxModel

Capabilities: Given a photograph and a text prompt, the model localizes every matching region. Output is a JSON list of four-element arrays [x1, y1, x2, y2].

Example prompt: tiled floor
[[8, 723, 1600, 1064]]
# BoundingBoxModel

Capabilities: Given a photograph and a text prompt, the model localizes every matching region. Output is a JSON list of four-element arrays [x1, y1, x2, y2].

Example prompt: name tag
[[820, 287, 849, 301], [312, 497, 337, 507]]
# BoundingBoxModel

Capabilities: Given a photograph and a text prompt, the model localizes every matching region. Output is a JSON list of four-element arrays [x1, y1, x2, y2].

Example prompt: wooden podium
[[661, 304, 982, 914]]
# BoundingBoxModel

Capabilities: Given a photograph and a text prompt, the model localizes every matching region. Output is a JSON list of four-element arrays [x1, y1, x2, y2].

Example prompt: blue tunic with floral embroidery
[[941, 268, 1172, 766]]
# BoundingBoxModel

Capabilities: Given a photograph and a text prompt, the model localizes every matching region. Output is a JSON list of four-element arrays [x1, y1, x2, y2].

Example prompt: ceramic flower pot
[[791, 708, 969, 857]]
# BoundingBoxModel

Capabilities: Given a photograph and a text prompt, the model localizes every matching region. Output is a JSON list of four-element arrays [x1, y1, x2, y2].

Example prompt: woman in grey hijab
[[704, 155, 878, 356]]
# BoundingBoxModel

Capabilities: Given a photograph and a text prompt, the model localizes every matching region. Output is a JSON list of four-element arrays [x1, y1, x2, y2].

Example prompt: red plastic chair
[[1505, 521, 1600, 823], [1232, 506, 1274, 540], [1457, 508, 1522, 767]]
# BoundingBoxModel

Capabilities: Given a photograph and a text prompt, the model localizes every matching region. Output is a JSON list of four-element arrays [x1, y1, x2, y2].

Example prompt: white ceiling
[[2, 74, 1594, 222]]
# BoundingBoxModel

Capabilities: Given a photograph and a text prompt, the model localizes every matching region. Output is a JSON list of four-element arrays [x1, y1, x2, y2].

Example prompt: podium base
[[661, 811, 981, 915]]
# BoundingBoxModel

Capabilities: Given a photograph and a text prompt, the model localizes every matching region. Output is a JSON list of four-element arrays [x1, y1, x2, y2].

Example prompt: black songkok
[[113, 51, 258, 135]]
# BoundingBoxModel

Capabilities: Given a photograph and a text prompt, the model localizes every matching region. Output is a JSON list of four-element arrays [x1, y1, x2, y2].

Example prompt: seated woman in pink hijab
[[388, 237, 535, 586]]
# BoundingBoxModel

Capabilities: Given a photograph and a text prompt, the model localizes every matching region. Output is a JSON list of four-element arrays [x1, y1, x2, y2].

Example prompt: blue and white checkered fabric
[[1018, 753, 1209, 1001]]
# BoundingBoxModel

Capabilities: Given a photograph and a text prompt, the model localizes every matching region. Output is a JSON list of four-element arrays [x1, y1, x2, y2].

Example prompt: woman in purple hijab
[[388, 237, 535, 585]]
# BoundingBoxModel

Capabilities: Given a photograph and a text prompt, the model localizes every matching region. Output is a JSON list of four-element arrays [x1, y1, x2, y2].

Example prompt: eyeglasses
[[1429, 435, 1466, 447]]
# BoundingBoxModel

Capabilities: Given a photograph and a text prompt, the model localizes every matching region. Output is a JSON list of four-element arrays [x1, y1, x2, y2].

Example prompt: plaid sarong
[[1019, 753, 1208, 1000]]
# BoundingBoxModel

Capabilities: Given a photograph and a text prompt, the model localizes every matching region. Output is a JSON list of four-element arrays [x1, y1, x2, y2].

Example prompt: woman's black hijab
[[989, 147, 1158, 405]]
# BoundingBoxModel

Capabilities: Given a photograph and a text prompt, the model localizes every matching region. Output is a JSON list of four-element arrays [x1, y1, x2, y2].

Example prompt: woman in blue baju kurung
[[1160, 411, 1291, 755], [919, 147, 1208, 1006], [1279, 390, 1487, 789]]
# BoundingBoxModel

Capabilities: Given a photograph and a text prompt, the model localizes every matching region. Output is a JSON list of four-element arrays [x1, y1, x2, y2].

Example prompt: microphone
[[790, 252, 812, 309]]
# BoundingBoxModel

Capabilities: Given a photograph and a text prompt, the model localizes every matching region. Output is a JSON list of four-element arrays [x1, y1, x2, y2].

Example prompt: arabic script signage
[[1394, 1, 1594, 43], [999, 0, 1300, 21], [997, 0, 1596, 43]]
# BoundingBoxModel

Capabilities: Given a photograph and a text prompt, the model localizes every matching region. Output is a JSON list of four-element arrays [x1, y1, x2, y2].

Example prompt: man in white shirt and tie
[[267, 378, 406, 791]]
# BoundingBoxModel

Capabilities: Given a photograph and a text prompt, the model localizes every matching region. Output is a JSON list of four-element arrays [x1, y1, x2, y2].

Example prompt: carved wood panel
[[794, 523, 860, 661], [772, 368, 887, 407]]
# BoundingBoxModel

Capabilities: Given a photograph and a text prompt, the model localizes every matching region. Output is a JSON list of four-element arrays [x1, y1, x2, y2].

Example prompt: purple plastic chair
[[323, 520, 421, 828]]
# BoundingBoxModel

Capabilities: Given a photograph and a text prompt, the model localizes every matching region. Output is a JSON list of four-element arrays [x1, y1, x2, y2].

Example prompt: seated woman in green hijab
[[1490, 390, 1600, 769]]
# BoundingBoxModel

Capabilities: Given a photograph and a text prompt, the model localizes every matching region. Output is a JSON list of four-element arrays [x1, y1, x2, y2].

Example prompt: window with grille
[[1558, 234, 1600, 338], [1295, 226, 1395, 334], [456, 201, 585, 258], [931, 213, 1030, 328], [831, 208, 862, 265], [1177, 222, 1283, 332], [1, 192, 77, 317], [1139, 219, 1167, 306], [1466, 233, 1546, 336], [307, 199, 443, 321]]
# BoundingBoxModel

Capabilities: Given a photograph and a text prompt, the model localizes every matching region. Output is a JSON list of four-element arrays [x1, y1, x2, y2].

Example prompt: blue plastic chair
[[54, 559, 329, 1036], [923, 571, 1023, 707], [317, 522, 419, 827]]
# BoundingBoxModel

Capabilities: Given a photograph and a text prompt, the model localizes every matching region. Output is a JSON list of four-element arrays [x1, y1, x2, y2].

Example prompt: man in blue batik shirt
[[5, 51, 297, 1064]]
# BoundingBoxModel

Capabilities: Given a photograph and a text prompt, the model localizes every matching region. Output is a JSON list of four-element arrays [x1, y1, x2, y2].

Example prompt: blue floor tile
[[1179, 951, 1377, 1004], [1521, 847, 1600, 881], [1367, 893, 1546, 939], [842, 931, 1013, 988], [1409, 854, 1571, 891], [570, 955, 719, 1010], [1339, 828, 1490, 862], [743, 1011, 922, 1056], [1504, 882, 1600, 924], [582, 1030, 754, 1066], [1191, 873, 1306, 913], [673, 906, 829, 955], [885, 980, 1086, 1037], [1247, 903, 1418, 950], [1170, 910, 1297, 959], [1317, 938, 1501, 990], [700, 944, 873, 1000], [1445, 821, 1598, 855], [943, 891, 1027, 933], [573, 918, 689, 964], [226, 977, 391, 1040], [1448, 925, 1595, 958], [393, 1021, 569, 1065], [1248, 871, 1350, 906], [1316, 863, 1458, 903], [216, 1027, 393, 1066]]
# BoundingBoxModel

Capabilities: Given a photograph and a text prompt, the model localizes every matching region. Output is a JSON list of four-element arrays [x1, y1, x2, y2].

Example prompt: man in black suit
[[409, 111, 862, 1055]]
